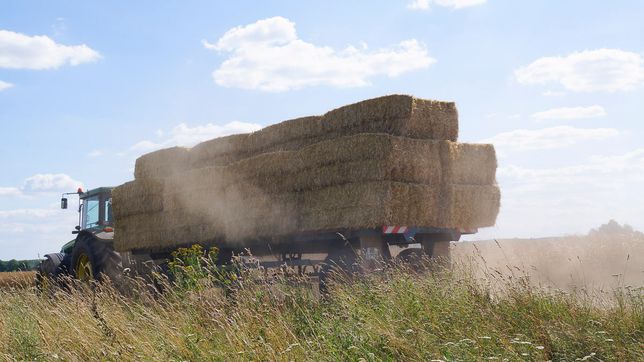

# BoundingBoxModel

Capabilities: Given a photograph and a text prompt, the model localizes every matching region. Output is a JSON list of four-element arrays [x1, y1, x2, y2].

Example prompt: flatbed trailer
[[39, 187, 475, 291]]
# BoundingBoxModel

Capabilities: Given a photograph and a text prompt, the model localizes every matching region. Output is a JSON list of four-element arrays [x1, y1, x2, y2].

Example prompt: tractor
[[36, 187, 121, 285]]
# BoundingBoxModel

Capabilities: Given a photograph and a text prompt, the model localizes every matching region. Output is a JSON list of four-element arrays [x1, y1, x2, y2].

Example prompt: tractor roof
[[80, 186, 114, 199]]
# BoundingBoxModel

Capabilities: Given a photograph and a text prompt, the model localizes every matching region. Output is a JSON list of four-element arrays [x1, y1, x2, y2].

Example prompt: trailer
[[37, 96, 498, 291], [37, 186, 474, 290]]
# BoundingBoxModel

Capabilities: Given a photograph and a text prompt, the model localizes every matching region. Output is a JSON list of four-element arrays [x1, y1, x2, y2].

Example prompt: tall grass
[[0, 255, 642, 361]]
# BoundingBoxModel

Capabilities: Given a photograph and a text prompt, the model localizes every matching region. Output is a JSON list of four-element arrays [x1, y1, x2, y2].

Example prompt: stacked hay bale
[[113, 95, 499, 252]]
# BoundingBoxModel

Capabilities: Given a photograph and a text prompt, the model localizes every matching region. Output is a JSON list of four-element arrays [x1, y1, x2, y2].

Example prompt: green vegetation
[[0, 254, 641, 361], [0, 259, 39, 272]]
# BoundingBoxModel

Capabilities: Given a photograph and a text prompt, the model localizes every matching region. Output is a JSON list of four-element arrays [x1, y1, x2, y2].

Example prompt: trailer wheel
[[396, 248, 424, 267], [71, 235, 121, 283], [319, 249, 357, 295]]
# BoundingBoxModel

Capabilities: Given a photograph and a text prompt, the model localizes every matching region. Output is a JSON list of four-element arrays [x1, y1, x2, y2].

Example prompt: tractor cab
[[61, 187, 114, 233], [51, 186, 119, 283]]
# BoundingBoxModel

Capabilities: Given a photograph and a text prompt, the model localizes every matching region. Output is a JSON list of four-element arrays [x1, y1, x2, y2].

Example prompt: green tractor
[[36, 187, 121, 285]]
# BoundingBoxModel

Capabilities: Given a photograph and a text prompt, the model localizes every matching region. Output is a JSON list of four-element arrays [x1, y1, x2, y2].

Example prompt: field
[[0, 235, 642, 361], [0, 271, 35, 289]]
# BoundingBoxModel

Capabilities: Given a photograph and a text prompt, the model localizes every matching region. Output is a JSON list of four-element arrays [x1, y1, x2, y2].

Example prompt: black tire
[[319, 248, 358, 295], [35, 253, 66, 290], [70, 234, 121, 283], [396, 248, 424, 267]]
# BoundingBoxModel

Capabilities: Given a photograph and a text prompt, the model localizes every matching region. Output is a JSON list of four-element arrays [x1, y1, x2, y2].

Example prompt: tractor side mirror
[[61, 197, 68, 209]]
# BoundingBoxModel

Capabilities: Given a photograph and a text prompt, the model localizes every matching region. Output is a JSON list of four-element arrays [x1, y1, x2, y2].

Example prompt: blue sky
[[1, 0, 643, 259]]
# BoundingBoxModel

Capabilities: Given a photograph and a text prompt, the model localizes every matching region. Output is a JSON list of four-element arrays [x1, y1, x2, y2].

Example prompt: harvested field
[[1, 257, 640, 361], [0, 271, 35, 289], [454, 232, 644, 290]]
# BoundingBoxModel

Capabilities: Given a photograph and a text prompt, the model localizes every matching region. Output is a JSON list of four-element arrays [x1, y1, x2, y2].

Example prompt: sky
[[1, 0, 643, 259]]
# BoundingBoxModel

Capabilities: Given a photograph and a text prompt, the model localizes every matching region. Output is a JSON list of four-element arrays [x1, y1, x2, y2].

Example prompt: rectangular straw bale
[[322, 95, 458, 141], [111, 179, 164, 219], [224, 191, 300, 223], [185, 95, 458, 169], [299, 181, 442, 231], [114, 210, 225, 252], [224, 192, 300, 241], [134, 147, 190, 179], [245, 116, 322, 151], [299, 207, 387, 232], [223, 151, 302, 186], [163, 166, 227, 211], [442, 184, 500, 228], [235, 134, 443, 192], [189, 134, 249, 168], [288, 156, 442, 192], [299, 182, 442, 231], [441, 142, 497, 185], [225, 214, 298, 242]]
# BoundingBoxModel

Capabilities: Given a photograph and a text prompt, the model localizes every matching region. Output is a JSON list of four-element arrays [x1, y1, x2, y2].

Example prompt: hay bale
[[222, 134, 445, 194], [442, 184, 500, 228], [112, 179, 164, 219], [114, 210, 226, 252], [299, 181, 442, 231], [134, 147, 190, 180], [245, 116, 323, 152], [293, 134, 443, 189], [189, 134, 249, 169], [187, 95, 458, 169], [441, 142, 497, 185], [223, 191, 300, 242], [322, 95, 458, 141], [163, 166, 227, 211]]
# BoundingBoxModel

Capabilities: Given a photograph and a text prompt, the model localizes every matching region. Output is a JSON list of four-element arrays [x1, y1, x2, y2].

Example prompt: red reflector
[[103, 227, 114, 232]]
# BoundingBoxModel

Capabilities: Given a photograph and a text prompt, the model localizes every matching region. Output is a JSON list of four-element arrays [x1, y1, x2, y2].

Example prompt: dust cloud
[[453, 220, 644, 291]]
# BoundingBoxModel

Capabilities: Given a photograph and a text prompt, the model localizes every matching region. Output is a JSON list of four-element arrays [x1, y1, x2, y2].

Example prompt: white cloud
[[407, 0, 486, 10], [515, 48, 644, 92], [22, 173, 83, 193], [131, 121, 262, 152], [0, 80, 13, 91], [408, 0, 431, 10], [205, 16, 435, 91], [482, 126, 618, 151], [0, 29, 100, 70], [0, 208, 59, 219], [475, 148, 644, 239], [0, 187, 22, 197], [542, 90, 566, 97], [532, 105, 607, 121], [88, 149, 103, 157]]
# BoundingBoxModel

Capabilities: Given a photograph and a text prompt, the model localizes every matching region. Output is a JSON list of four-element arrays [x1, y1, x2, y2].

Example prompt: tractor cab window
[[82, 196, 100, 229], [105, 197, 113, 224]]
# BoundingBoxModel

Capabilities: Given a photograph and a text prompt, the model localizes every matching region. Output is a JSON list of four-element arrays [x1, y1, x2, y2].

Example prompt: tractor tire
[[319, 248, 358, 295], [35, 253, 66, 290], [70, 234, 121, 283]]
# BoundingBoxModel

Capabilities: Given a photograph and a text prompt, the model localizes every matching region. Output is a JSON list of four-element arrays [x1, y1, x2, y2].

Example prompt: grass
[[0, 271, 35, 289], [0, 255, 641, 361]]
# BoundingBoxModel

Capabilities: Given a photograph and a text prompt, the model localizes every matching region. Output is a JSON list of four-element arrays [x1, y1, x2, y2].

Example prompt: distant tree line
[[589, 219, 643, 237], [0, 259, 40, 272]]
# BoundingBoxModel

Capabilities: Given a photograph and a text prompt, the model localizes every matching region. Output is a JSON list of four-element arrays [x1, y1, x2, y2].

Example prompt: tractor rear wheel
[[71, 235, 121, 283]]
